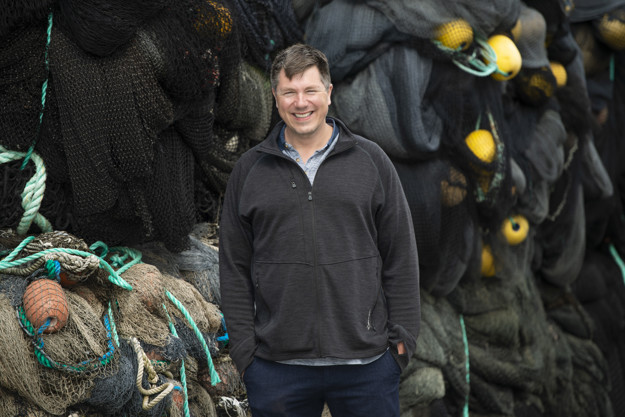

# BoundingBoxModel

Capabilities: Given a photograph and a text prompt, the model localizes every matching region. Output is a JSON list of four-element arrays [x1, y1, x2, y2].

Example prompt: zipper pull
[[291, 181, 297, 188], [308, 191, 312, 201]]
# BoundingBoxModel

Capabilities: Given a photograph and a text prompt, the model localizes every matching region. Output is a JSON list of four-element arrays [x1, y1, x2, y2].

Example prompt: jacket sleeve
[[219, 158, 257, 374], [374, 146, 421, 370]]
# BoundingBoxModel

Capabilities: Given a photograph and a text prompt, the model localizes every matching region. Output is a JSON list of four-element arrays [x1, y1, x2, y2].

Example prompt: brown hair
[[270, 43, 331, 91]]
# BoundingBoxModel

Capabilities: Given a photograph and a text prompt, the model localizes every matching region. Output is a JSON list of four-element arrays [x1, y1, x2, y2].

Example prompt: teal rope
[[459, 314, 470, 417], [450, 37, 499, 77], [164, 290, 221, 385], [0, 246, 132, 290], [108, 301, 120, 346], [45, 259, 61, 282], [89, 241, 142, 274], [21, 11, 54, 170], [609, 244, 625, 286], [18, 305, 118, 373], [610, 54, 615, 83], [163, 304, 191, 417], [0, 145, 52, 235], [1, 235, 35, 263]]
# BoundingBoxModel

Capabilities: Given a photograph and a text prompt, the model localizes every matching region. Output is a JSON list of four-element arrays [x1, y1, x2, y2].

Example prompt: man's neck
[[285, 123, 334, 162]]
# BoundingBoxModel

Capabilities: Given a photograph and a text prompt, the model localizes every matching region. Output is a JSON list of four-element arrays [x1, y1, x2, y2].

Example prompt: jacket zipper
[[277, 146, 342, 358]]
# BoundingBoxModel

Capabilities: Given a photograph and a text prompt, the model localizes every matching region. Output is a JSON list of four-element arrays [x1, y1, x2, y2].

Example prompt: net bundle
[[424, 66, 515, 229], [364, 0, 519, 41], [0, 0, 289, 252], [392, 158, 477, 297], [0, 229, 236, 415], [510, 4, 557, 107], [329, 45, 443, 160]]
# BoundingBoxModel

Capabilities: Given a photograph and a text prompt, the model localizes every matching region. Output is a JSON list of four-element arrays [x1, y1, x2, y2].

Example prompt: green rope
[[108, 301, 120, 346], [90, 241, 142, 274], [449, 37, 499, 77], [21, 11, 54, 170], [18, 305, 118, 373], [0, 246, 132, 290], [474, 114, 482, 132], [163, 304, 191, 417], [610, 53, 615, 83], [608, 244, 625, 286], [0, 145, 52, 235], [1, 235, 35, 263], [459, 314, 470, 417], [164, 290, 221, 385]]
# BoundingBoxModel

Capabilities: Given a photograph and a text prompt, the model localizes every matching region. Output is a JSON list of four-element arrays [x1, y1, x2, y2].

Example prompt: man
[[219, 43, 420, 416]]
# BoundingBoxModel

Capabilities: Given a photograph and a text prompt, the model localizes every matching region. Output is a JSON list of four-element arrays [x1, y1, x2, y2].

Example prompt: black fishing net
[[56, 0, 168, 57], [229, 0, 303, 72], [329, 45, 442, 160], [393, 157, 477, 297], [0, 23, 48, 153], [425, 62, 515, 229]]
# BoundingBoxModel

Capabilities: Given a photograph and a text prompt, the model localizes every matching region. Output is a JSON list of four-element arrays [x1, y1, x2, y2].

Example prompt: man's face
[[273, 66, 333, 143]]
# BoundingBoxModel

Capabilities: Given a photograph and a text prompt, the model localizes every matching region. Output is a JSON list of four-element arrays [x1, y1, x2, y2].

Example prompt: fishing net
[[0, 274, 118, 415], [506, 107, 567, 224], [392, 157, 477, 297], [0, 22, 48, 153], [425, 63, 515, 228], [570, 0, 625, 23], [329, 44, 443, 160], [175, 234, 221, 306], [229, 0, 303, 73], [1, 0, 271, 251], [511, 4, 558, 108], [0, 229, 235, 415], [0, 1, 55, 38], [56, 0, 168, 57], [304, 0, 412, 82], [365, 0, 519, 41]]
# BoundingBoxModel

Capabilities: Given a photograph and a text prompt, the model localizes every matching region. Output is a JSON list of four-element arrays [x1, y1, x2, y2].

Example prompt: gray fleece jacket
[[219, 118, 420, 373]]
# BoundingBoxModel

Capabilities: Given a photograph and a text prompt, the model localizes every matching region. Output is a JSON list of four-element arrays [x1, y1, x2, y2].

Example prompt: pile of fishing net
[[0, 228, 248, 416], [0, 0, 302, 253]]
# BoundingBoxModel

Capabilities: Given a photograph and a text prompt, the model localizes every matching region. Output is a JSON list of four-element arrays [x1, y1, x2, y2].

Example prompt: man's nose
[[294, 93, 307, 106]]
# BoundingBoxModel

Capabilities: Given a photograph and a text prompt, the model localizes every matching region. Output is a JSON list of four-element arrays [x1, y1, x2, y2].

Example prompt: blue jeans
[[243, 350, 401, 417]]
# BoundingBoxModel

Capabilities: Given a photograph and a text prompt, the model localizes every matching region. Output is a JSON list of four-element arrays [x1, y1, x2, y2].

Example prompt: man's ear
[[327, 83, 333, 105], [272, 88, 278, 108]]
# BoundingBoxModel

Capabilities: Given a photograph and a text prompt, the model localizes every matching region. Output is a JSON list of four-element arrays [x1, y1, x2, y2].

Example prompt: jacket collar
[[257, 117, 357, 157]]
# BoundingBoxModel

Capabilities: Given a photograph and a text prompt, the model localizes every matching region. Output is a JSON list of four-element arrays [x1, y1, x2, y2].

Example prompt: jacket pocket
[[316, 256, 388, 353], [253, 262, 316, 354]]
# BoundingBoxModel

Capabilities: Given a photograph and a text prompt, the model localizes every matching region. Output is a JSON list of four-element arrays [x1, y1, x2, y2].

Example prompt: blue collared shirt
[[278, 118, 339, 185]]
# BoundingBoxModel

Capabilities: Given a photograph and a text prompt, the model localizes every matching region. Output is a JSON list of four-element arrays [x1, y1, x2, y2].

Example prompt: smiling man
[[219, 43, 421, 417]]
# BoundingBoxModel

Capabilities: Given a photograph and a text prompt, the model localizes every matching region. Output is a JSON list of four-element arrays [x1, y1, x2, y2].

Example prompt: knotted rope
[[0, 145, 52, 235], [0, 236, 132, 290], [130, 337, 175, 411]]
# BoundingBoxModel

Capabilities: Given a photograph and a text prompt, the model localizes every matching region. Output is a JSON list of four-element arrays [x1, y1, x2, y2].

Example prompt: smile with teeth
[[294, 112, 312, 118]]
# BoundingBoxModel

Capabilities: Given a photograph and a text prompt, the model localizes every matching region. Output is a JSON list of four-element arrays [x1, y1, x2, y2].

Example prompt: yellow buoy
[[501, 214, 529, 245], [597, 12, 625, 50], [481, 244, 496, 277], [485, 34, 522, 81], [435, 19, 474, 51], [549, 61, 567, 87], [465, 129, 496, 163]]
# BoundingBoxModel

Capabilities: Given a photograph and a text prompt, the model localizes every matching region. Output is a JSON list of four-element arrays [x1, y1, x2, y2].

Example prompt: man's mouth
[[294, 112, 312, 118]]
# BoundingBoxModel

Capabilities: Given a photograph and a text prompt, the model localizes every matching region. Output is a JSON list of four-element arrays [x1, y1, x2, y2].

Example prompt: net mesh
[[0, 229, 239, 415]]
